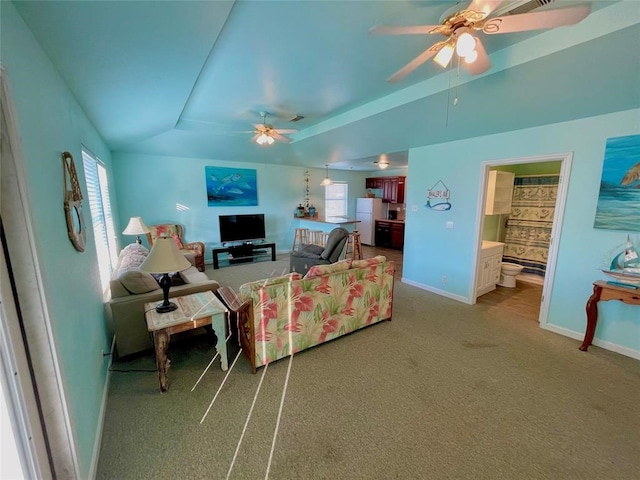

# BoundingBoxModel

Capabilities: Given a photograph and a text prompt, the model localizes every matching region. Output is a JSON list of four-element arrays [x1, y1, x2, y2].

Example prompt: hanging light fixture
[[377, 154, 390, 169], [256, 132, 274, 145], [320, 164, 333, 186]]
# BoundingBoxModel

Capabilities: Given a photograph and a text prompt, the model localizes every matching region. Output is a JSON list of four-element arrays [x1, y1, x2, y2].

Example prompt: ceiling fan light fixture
[[464, 49, 478, 64], [256, 132, 274, 145], [434, 43, 454, 68], [455, 30, 476, 58]]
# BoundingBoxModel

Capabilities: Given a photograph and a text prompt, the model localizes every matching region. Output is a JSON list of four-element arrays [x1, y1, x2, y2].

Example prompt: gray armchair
[[290, 227, 349, 275]]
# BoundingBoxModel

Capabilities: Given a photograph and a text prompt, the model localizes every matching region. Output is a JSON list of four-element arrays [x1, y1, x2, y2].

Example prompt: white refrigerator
[[356, 198, 386, 246]]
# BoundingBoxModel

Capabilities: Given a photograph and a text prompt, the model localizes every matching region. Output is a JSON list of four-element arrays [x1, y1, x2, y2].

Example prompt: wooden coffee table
[[144, 291, 228, 392]]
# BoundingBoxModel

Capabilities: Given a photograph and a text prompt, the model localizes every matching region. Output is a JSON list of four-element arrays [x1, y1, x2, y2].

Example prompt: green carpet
[[97, 255, 640, 479]]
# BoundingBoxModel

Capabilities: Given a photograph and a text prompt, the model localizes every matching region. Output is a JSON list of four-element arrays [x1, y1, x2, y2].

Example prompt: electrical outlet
[[446, 221, 454, 229], [412, 205, 418, 212], [441, 275, 447, 285]]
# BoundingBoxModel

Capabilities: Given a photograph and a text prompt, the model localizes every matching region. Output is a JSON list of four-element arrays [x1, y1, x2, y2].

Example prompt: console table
[[580, 280, 640, 352], [212, 242, 276, 269]]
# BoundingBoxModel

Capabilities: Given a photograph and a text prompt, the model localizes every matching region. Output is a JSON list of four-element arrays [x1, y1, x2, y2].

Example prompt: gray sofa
[[105, 243, 220, 357]]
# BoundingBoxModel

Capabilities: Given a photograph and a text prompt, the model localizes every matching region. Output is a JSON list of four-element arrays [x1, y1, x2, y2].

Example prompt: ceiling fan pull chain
[[445, 65, 453, 127], [453, 56, 460, 106]]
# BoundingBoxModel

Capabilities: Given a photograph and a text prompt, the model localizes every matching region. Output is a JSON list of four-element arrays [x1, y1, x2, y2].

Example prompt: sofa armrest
[[290, 250, 323, 260], [106, 280, 219, 357], [183, 241, 204, 254]]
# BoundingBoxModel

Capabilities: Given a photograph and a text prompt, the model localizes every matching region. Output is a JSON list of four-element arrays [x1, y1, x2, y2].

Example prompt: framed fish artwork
[[593, 134, 640, 232], [205, 166, 258, 207]]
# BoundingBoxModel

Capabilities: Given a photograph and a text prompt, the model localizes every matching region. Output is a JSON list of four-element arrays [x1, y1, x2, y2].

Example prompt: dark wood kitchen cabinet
[[375, 220, 391, 247], [375, 220, 404, 250], [390, 222, 404, 250], [366, 176, 406, 203], [365, 177, 384, 189]]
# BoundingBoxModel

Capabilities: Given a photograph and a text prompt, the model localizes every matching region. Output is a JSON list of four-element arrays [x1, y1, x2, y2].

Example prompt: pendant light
[[320, 164, 333, 186]]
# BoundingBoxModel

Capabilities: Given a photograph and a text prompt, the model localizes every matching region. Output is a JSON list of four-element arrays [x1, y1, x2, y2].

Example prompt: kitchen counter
[[294, 215, 360, 227], [377, 218, 405, 224]]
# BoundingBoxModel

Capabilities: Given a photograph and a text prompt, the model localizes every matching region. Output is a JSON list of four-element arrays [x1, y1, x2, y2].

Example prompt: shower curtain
[[503, 175, 559, 277]]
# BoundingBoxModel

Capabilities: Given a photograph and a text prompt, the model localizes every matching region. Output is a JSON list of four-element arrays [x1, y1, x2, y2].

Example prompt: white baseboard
[[400, 278, 472, 304], [89, 336, 115, 479], [542, 323, 640, 360]]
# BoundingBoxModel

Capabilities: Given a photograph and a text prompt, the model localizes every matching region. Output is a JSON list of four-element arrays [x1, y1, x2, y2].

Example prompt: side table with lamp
[[140, 236, 228, 391]]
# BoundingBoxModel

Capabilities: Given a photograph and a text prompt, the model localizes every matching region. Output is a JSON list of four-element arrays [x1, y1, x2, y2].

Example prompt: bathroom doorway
[[472, 152, 573, 327]]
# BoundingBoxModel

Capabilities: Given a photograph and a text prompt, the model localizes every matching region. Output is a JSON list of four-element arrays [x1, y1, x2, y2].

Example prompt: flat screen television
[[219, 214, 266, 244]]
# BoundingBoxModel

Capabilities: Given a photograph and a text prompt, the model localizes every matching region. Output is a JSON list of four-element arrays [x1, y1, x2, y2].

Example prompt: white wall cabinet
[[485, 170, 515, 215], [476, 241, 504, 296]]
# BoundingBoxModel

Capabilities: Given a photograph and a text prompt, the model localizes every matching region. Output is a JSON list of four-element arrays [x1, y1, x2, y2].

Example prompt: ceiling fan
[[373, 157, 390, 169], [370, 0, 591, 82], [247, 112, 298, 145]]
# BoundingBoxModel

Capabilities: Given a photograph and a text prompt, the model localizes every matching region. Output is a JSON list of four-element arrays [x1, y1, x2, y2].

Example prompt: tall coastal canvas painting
[[593, 134, 640, 232], [205, 166, 258, 207]]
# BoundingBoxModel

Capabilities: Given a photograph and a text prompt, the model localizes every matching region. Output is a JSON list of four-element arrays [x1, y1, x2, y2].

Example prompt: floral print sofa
[[237, 255, 395, 373]]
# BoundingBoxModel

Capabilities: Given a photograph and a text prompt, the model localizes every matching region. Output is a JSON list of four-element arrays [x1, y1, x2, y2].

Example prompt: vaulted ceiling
[[11, 0, 639, 171]]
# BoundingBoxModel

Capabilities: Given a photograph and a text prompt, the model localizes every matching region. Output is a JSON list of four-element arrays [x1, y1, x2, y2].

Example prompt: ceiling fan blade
[[388, 42, 443, 83], [370, 25, 441, 35], [271, 132, 291, 143], [467, 0, 502, 19], [274, 128, 299, 134], [482, 4, 591, 35], [463, 37, 491, 75]]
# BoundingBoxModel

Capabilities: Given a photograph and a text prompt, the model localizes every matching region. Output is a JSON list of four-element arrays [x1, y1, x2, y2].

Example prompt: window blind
[[82, 149, 117, 290]]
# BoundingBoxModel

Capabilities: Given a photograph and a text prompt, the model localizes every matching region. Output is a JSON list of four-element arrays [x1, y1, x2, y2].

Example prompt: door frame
[[471, 152, 573, 327]]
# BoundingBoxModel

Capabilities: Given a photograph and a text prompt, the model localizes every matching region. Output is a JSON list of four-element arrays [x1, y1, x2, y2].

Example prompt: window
[[324, 182, 348, 217], [82, 148, 118, 291]]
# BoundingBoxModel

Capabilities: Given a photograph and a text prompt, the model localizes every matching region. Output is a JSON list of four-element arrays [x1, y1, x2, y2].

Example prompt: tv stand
[[212, 242, 276, 269]]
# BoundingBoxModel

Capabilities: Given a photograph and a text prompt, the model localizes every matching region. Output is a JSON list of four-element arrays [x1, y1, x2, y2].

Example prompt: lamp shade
[[434, 44, 454, 68], [122, 216, 150, 235], [139, 237, 191, 274]]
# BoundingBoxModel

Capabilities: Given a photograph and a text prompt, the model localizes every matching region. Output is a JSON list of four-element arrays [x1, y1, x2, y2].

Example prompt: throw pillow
[[122, 243, 149, 256], [117, 267, 160, 294], [119, 247, 148, 270]]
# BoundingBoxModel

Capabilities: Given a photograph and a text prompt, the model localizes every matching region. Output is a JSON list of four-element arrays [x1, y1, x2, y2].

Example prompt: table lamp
[[122, 216, 150, 244], [140, 236, 191, 313]]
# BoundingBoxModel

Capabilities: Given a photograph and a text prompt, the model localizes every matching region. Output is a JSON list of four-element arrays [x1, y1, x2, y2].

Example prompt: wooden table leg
[[580, 284, 602, 351], [211, 313, 228, 371], [153, 329, 170, 392]]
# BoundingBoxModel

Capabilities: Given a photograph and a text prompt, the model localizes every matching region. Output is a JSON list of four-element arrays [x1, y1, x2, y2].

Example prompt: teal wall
[[112, 153, 369, 260], [3, 0, 639, 476], [1, 3, 114, 477], [404, 109, 640, 354]]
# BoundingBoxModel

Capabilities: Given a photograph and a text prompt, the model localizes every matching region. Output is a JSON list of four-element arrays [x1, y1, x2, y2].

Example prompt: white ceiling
[[11, 0, 638, 171]]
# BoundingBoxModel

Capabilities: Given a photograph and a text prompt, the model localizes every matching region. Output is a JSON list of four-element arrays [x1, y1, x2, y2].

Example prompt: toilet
[[498, 262, 524, 287]]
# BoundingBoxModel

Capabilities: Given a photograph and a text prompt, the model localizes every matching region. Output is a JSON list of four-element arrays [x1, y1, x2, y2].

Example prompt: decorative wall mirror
[[62, 151, 86, 252]]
